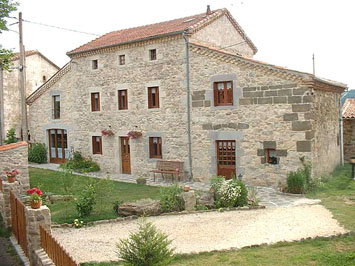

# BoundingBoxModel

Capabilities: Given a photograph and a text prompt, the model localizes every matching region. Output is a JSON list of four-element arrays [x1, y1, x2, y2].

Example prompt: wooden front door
[[216, 140, 236, 179], [121, 137, 131, 174], [48, 129, 68, 164]]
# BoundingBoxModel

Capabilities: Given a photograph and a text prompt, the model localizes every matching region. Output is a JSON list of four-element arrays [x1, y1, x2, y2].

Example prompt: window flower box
[[101, 129, 115, 137], [127, 131, 142, 139]]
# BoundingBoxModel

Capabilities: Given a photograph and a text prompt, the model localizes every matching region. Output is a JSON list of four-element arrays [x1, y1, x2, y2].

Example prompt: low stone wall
[[33, 249, 55, 266], [0, 181, 21, 227], [0, 142, 30, 194]]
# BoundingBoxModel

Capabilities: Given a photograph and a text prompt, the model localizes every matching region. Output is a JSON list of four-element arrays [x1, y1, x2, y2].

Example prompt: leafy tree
[[0, 0, 19, 70]]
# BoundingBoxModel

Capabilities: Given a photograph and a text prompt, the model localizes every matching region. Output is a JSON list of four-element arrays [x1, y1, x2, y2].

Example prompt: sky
[[1, 0, 355, 89]]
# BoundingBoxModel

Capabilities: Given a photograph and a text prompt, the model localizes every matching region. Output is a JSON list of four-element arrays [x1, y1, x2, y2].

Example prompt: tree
[[0, 0, 19, 70]]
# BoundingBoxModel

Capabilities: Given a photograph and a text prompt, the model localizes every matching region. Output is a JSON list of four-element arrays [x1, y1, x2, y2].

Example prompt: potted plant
[[27, 188, 43, 209], [5, 169, 19, 183], [136, 176, 147, 185], [127, 131, 142, 139]]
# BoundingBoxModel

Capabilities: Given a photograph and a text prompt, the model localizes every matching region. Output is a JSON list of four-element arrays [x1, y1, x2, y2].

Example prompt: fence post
[[0, 181, 21, 227], [25, 205, 51, 264]]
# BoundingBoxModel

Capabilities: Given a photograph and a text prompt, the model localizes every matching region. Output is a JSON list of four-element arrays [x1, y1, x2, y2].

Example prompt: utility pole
[[18, 12, 28, 142], [0, 67, 4, 145]]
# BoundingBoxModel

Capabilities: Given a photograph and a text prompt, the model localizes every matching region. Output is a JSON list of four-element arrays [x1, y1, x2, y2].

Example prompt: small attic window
[[42, 75, 46, 82], [183, 18, 196, 23], [92, 59, 98, 70]]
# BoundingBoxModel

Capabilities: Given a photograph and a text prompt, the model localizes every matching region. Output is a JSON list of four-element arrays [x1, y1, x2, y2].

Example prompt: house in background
[[27, 7, 346, 187], [342, 97, 355, 161], [2, 50, 59, 139]]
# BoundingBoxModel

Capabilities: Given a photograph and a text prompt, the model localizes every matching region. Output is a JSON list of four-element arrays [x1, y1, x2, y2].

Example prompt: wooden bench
[[150, 160, 184, 182]]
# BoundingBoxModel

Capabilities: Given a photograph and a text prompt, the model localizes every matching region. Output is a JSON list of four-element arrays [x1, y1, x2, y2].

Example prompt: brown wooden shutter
[[99, 136, 103, 154], [155, 87, 160, 108], [148, 88, 152, 108], [213, 82, 218, 106], [92, 136, 96, 154], [149, 137, 153, 158], [97, 93, 100, 111]]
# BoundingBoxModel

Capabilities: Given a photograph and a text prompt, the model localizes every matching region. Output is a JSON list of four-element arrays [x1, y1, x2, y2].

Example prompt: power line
[[8, 17, 100, 36]]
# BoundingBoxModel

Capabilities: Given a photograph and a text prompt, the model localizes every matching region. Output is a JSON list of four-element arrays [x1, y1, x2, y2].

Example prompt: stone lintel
[[263, 141, 276, 149]]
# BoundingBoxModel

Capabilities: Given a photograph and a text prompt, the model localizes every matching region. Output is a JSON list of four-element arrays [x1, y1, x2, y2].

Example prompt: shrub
[[113, 200, 124, 215], [75, 182, 96, 217], [211, 177, 248, 208], [4, 128, 17, 144], [287, 170, 305, 194], [62, 151, 100, 173], [160, 184, 184, 212], [28, 143, 47, 163], [117, 219, 174, 266]]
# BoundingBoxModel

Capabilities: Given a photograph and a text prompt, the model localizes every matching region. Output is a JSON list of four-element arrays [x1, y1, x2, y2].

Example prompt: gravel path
[[52, 204, 347, 263]]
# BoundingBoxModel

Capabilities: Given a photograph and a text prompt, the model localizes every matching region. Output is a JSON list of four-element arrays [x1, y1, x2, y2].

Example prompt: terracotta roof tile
[[67, 8, 257, 56], [12, 50, 38, 61], [343, 98, 355, 119]]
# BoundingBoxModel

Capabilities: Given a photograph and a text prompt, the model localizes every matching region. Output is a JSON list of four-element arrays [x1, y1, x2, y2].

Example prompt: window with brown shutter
[[92, 59, 98, 69], [214, 81, 233, 106], [266, 149, 278, 164], [53, 95, 60, 119], [91, 92, 100, 111], [149, 137, 162, 158], [149, 49, 157, 61], [119, 55, 125, 65], [148, 87, 159, 108], [92, 136, 102, 154], [118, 90, 128, 110]]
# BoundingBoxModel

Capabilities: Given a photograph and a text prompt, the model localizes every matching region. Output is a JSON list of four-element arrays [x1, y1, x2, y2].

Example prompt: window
[[266, 149, 278, 164], [214, 81, 233, 106], [92, 136, 102, 154], [119, 55, 125, 65], [118, 89, 128, 110], [149, 137, 162, 158], [149, 49, 157, 61], [92, 59, 98, 69], [53, 95, 60, 119], [91, 92, 100, 112], [148, 87, 159, 108], [42, 75, 47, 82]]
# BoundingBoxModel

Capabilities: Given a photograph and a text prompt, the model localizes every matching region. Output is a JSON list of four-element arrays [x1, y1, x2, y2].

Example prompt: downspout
[[183, 32, 193, 181], [339, 90, 348, 166]]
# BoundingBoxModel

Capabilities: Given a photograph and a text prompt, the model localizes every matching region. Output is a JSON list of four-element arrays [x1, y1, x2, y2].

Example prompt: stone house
[[27, 8, 346, 187], [342, 98, 355, 161], [2, 50, 59, 139]]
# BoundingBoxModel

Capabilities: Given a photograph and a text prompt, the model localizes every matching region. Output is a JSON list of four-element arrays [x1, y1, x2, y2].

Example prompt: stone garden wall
[[0, 141, 30, 194]]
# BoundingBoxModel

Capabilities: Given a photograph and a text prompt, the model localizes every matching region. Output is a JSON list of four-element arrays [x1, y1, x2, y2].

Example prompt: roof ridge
[[67, 9, 223, 56]]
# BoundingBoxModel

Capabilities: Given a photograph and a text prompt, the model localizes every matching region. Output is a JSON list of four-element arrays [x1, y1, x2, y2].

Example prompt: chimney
[[206, 5, 211, 15]]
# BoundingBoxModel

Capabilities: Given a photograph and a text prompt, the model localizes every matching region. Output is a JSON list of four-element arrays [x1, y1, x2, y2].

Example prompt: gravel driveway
[[52, 204, 347, 263]]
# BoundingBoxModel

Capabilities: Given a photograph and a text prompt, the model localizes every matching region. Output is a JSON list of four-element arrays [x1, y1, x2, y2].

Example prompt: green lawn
[[81, 164, 355, 266], [29, 167, 161, 224]]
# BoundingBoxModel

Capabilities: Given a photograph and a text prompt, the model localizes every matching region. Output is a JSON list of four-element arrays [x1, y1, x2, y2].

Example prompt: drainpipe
[[183, 32, 193, 181], [339, 90, 348, 166]]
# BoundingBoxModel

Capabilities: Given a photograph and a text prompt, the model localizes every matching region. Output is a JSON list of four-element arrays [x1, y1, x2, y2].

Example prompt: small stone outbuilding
[[1, 50, 59, 139], [342, 98, 355, 161], [27, 8, 347, 187]]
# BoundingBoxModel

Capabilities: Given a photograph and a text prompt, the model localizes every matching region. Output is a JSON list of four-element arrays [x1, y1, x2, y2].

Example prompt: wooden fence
[[40, 225, 78, 266], [10, 190, 29, 257], [0, 178, 2, 191]]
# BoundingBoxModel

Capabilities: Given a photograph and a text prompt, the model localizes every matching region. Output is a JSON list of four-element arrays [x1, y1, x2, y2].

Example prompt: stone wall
[[28, 36, 343, 187], [0, 181, 21, 227], [190, 14, 255, 58], [0, 142, 29, 194], [311, 90, 341, 177], [344, 119, 355, 161], [3, 53, 58, 137]]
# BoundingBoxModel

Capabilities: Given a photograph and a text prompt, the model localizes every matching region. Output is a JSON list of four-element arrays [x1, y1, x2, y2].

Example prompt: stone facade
[[2, 51, 59, 138], [0, 181, 21, 227], [0, 141, 30, 194], [343, 119, 355, 161], [27, 11, 345, 187]]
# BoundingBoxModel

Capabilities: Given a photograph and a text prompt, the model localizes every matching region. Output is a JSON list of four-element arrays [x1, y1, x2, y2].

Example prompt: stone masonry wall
[[191, 14, 255, 58], [0, 181, 21, 227], [29, 36, 189, 177], [311, 90, 341, 177], [343, 119, 355, 161], [189, 47, 313, 186], [0, 142, 29, 194], [3, 53, 58, 137]]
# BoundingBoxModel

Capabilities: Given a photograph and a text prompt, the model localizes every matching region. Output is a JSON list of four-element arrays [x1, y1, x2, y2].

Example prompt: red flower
[[36, 189, 43, 196]]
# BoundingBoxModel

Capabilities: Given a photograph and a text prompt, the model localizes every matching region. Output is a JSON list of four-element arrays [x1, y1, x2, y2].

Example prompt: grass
[[80, 164, 355, 266], [29, 167, 161, 224]]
